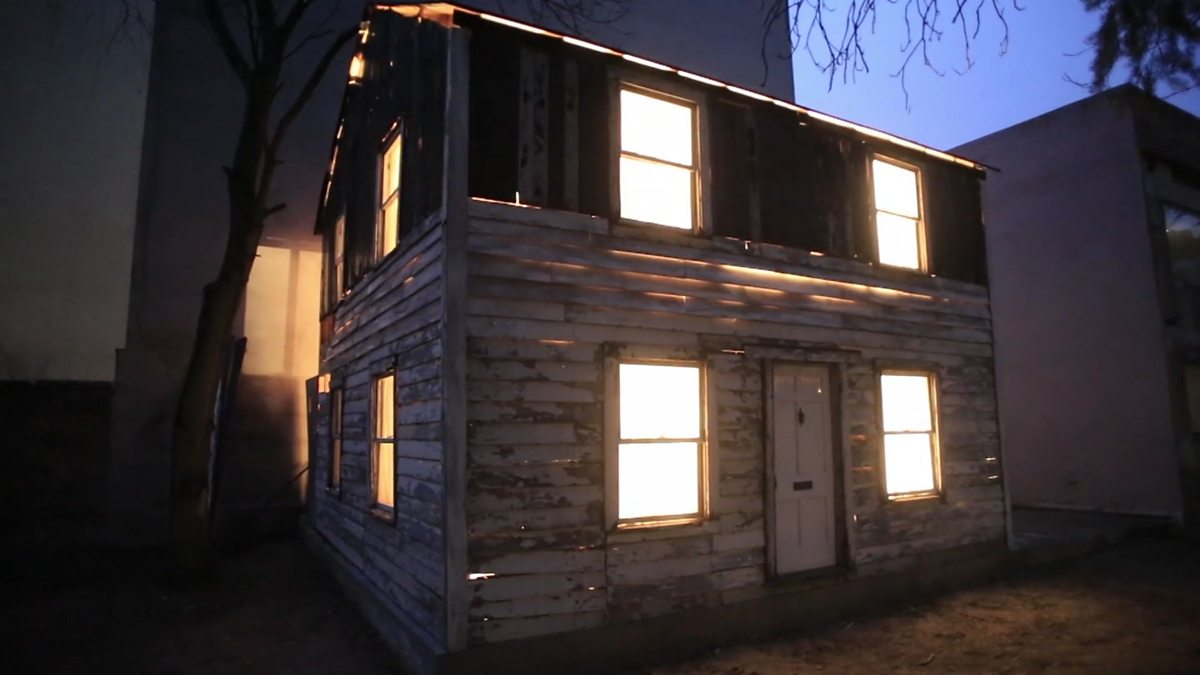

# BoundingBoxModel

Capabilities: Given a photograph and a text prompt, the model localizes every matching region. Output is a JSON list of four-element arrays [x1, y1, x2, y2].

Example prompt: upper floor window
[[872, 157, 925, 270], [879, 371, 940, 499], [619, 87, 697, 231], [333, 215, 346, 299], [377, 129, 403, 260]]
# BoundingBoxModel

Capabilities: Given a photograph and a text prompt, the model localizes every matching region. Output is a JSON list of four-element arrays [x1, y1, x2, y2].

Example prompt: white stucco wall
[[956, 92, 1184, 517], [0, 2, 153, 381]]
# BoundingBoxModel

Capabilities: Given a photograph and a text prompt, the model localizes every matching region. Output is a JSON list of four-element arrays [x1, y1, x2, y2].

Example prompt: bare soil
[[648, 538, 1200, 675], [6, 538, 1199, 674]]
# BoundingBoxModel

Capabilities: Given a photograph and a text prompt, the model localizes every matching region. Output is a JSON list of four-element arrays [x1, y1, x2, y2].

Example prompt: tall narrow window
[[619, 87, 697, 230], [333, 215, 346, 298], [328, 388, 344, 491], [616, 362, 705, 522], [372, 373, 396, 510], [377, 130, 402, 260], [879, 372, 939, 498], [872, 158, 924, 270]]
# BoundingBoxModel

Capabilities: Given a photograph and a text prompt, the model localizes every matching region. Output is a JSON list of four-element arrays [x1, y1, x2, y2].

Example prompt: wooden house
[[305, 3, 1006, 673]]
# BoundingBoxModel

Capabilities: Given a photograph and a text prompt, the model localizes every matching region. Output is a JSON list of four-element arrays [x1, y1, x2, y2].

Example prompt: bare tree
[[764, 0, 1021, 101], [768, 0, 1200, 100], [169, 0, 358, 581]]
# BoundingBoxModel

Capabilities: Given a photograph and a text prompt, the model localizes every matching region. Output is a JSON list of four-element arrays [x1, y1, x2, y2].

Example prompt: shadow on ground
[[6, 536, 1200, 674], [6, 539, 400, 675]]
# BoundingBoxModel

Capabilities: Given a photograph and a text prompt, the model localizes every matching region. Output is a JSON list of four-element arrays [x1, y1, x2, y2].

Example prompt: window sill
[[612, 219, 700, 240], [885, 491, 943, 505], [369, 504, 395, 523], [607, 518, 717, 543]]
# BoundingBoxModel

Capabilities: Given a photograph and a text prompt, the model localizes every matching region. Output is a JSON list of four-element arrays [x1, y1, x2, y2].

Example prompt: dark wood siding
[[322, 16, 449, 299]]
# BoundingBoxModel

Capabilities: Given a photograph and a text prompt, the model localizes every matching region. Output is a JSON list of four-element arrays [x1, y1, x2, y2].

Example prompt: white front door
[[772, 363, 837, 574]]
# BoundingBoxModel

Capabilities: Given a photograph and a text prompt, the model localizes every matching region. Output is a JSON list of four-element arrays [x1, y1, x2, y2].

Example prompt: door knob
[[797, 407, 806, 425]]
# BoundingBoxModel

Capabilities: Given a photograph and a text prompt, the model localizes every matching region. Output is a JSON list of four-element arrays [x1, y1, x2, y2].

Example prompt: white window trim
[[603, 349, 717, 530], [869, 155, 928, 272], [878, 369, 942, 501]]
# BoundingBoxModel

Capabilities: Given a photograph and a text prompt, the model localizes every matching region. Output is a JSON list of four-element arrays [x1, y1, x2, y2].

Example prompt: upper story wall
[[321, 7, 988, 313]]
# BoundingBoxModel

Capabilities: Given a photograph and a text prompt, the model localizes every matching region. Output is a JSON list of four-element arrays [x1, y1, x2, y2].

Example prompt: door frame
[[763, 360, 850, 578]]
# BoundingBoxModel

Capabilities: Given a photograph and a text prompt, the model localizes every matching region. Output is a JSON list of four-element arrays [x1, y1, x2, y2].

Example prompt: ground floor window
[[613, 360, 706, 524], [328, 387, 343, 491], [879, 371, 940, 498], [372, 373, 395, 511]]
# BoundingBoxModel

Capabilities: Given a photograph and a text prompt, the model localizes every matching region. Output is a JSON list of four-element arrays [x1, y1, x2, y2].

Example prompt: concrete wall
[[0, 2, 152, 381], [107, 0, 794, 542], [955, 91, 1184, 517]]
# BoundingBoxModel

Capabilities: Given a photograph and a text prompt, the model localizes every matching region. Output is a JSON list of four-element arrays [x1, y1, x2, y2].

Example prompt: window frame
[[327, 386, 344, 494], [612, 76, 710, 235], [333, 214, 346, 300], [376, 122, 404, 262], [370, 371, 397, 519], [604, 350, 715, 530], [876, 368, 942, 502], [869, 155, 928, 272]]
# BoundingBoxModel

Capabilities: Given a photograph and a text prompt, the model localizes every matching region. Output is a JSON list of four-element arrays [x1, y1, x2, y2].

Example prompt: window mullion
[[619, 149, 694, 170]]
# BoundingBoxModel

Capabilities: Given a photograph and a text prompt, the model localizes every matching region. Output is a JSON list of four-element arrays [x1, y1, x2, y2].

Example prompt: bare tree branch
[[260, 24, 357, 202], [772, 0, 1021, 106], [203, 0, 252, 82]]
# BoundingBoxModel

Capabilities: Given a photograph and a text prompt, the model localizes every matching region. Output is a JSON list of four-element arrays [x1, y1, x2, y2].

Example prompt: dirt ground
[[7, 537, 1200, 674]]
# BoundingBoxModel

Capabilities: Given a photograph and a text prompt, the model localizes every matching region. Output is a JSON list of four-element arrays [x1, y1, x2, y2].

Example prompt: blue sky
[[789, 1, 1200, 150]]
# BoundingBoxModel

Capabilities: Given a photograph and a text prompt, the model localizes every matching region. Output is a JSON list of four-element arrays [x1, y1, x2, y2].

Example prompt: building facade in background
[[956, 86, 1198, 526]]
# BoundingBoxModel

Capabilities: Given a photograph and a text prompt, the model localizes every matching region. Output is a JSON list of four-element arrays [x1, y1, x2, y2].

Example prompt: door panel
[[772, 363, 837, 574]]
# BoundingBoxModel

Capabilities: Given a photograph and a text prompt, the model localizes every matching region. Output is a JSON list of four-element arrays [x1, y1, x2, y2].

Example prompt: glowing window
[[372, 373, 395, 510], [880, 372, 939, 497], [328, 388, 343, 491], [617, 362, 705, 521], [349, 52, 365, 83], [378, 130, 402, 260], [333, 215, 346, 298], [872, 158, 924, 270], [619, 88, 697, 230]]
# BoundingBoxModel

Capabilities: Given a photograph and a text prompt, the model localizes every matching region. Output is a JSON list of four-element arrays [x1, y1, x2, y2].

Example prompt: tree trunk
[[167, 72, 273, 582]]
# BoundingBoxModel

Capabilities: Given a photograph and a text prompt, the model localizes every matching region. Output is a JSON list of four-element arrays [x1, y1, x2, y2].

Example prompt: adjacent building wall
[[0, 1, 152, 381], [956, 91, 1184, 517]]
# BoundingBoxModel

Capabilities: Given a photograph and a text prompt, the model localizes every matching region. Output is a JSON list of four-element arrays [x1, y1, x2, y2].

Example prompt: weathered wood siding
[[463, 199, 1004, 644], [310, 10, 452, 657], [311, 221, 447, 650]]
